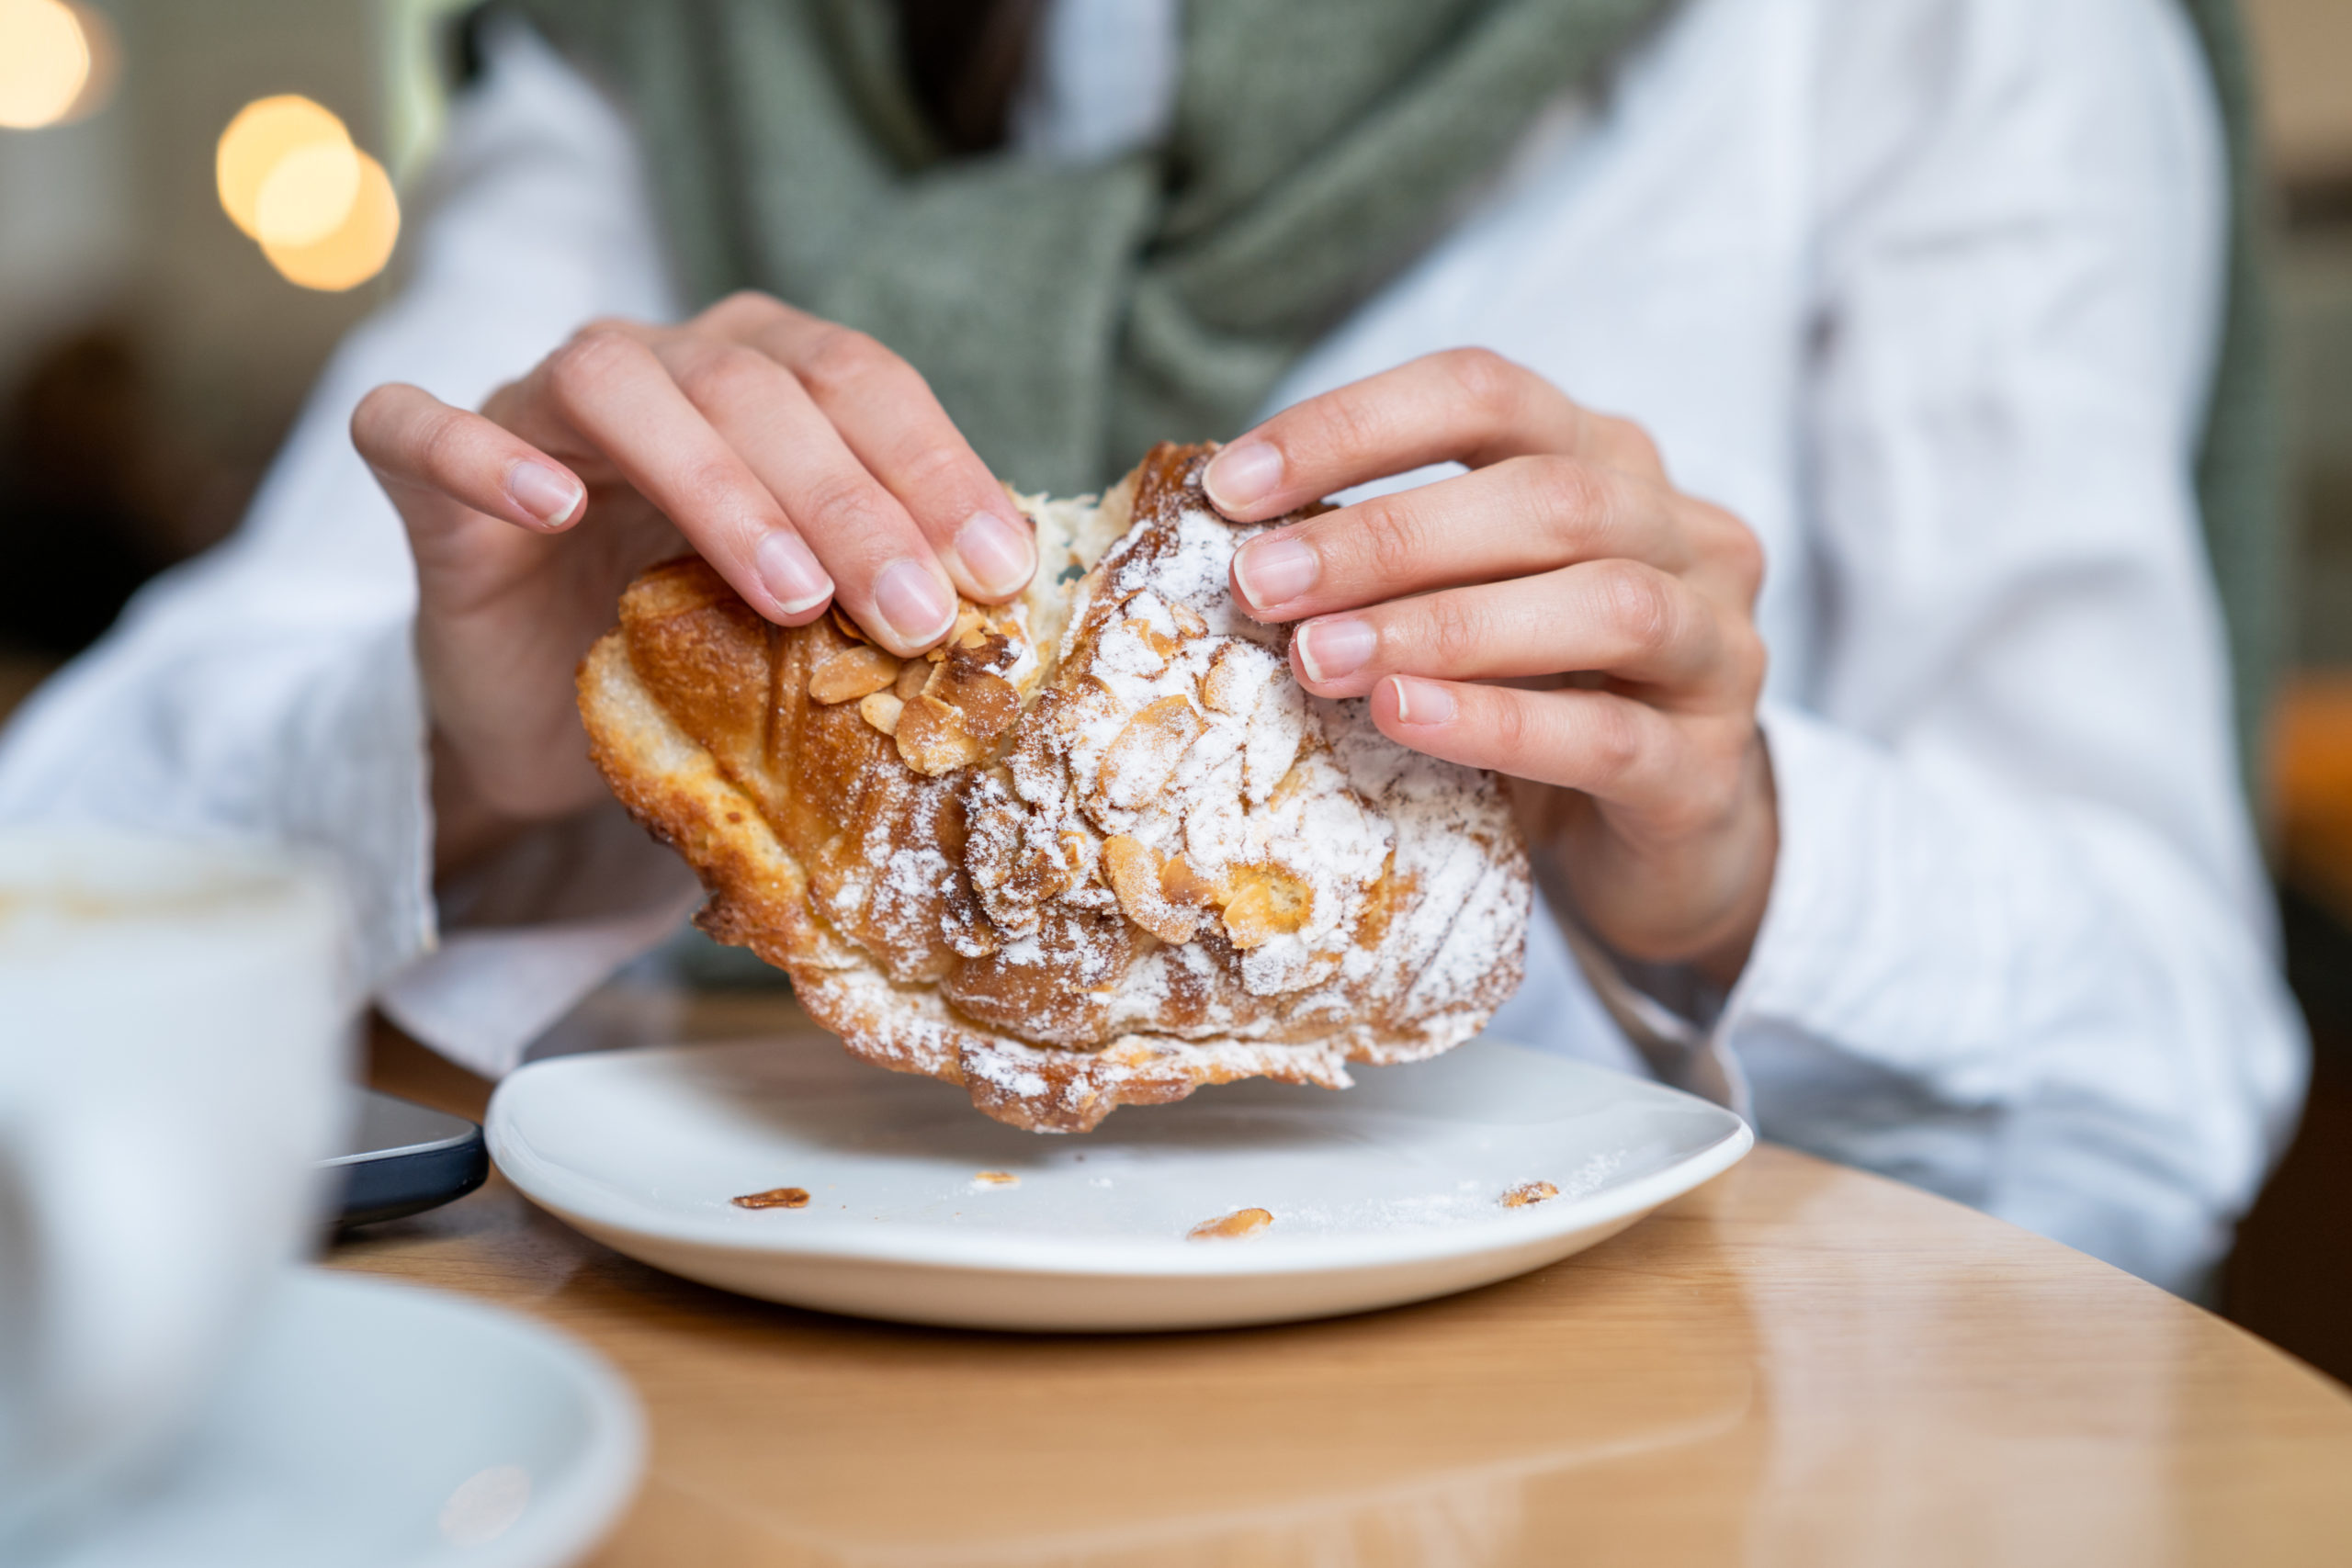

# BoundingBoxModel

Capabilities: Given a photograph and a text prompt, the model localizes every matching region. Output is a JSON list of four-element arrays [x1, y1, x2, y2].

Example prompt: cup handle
[[0, 1106, 239, 1459]]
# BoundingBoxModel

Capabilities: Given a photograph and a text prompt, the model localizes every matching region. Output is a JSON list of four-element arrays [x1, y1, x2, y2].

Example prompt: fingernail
[[1387, 676, 1456, 727], [1204, 441, 1283, 513], [755, 531, 833, 615], [1233, 535, 1317, 610], [873, 558, 956, 646], [506, 460, 582, 526], [1295, 618, 1375, 684], [952, 511, 1035, 598]]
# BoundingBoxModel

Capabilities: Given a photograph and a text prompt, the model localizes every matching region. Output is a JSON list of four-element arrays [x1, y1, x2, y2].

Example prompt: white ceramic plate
[[489, 1034, 1751, 1333], [45, 1269, 643, 1568]]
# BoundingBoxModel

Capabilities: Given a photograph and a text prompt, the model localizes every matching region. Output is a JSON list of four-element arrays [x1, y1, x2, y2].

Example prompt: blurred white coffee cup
[[0, 829, 352, 1550]]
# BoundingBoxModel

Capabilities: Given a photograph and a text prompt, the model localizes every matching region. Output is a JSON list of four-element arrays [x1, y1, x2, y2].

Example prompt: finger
[[1370, 677, 1690, 807], [1228, 456, 1686, 621], [1203, 347, 1666, 521], [1286, 561, 1730, 699], [651, 334, 958, 653], [351, 383, 586, 534], [705, 295, 1037, 603], [530, 327, 842, 629]]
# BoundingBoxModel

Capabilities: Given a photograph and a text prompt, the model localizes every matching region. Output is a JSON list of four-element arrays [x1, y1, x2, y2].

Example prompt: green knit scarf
[[507, 0, 1670, 496], [505, 0, 2282, 770]]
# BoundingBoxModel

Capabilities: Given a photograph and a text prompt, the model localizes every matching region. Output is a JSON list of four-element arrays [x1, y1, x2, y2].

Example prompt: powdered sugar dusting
[[602, 446, 1531, 1133], [951, 450, 1529, 1066]]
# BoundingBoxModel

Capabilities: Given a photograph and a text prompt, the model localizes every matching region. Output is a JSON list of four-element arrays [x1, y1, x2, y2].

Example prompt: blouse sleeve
[[1712, 0, 2304, 1289]]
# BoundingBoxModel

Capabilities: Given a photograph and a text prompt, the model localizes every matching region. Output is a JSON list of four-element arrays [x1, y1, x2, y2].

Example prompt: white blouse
[[0, 0, 2304, 1294]]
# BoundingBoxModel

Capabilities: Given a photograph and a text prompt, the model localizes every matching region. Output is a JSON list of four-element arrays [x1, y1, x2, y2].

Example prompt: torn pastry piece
[[577, 443, 1532, 1132]]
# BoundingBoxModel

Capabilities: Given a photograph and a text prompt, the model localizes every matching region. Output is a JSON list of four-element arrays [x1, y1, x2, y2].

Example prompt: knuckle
[[674, 344, 775, 411], [1582, 702, 1644, 788], [794, 326, 895, 398], [1599, 413, 1662, 473], [1719, 513, 1767, 601], [1597, 562, 1677, 660], [1725, 621, 1770, 697], [709, 289, 783, 325], [1287, 390, 1384, 474], [547, 328, 636, 408], [797, 470, 895, 542], [1442, 346, 1522, 422], [1419, 592, 1486, 668], [1355, 498, 1434, 585], [1485, 690, 1534, 769], [890, 435, 969, 497], [1524, 454, 1607, 540], [673, 456, 752, 521]]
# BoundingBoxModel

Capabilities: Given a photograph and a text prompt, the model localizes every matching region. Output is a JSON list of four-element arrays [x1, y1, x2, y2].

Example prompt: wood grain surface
[[342, 999, 2352, 1567]]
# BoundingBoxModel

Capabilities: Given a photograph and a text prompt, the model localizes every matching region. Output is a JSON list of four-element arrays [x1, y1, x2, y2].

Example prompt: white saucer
[[489, 1035, 1751, 1332], [43, 1269, 644, 1568]]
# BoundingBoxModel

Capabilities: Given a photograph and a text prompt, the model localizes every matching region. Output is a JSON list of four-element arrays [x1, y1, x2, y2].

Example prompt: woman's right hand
[[350, 292, 1035, 873]]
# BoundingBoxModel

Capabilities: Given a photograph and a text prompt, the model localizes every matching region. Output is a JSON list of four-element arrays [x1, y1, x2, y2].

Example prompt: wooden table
[[344, 998, 2352, 1566]]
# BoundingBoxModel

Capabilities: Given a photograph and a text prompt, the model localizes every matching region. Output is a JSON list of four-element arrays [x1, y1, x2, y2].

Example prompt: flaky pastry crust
[[577, 444, 1530, 1131]]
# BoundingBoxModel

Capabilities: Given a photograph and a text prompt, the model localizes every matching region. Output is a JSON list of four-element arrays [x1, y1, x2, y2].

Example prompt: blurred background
[[0, 0, 2346, 1371]]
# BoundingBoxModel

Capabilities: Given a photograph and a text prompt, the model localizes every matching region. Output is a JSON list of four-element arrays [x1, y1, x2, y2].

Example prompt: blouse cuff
[[1722, 699, 2017, 1098], [377, 798, 701, 1079], [1547, 695, 2008, 1118], [1542, 886, 1752, 1118]]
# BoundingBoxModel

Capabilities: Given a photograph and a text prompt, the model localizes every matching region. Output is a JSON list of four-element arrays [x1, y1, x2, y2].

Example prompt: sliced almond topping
[[828, 605, 867, 644], [894, 660, 932, 700], [1103, 835, 1200, 944], [944, 671, 1020, 740], [808, 646, 900, 705], [1221, 865, 1314, 950], [953, 626, 1020, 678], [1243, 678, 1307, 805], [1501, 1181, 1560, 1208], [1106, 618, 1169, 674], [733, 1186, 810, 1210], [1188, 1207, 1272, 1241], [973, 1170, 1018, 1186], [896, 694, 983, 775], [1354, 853, 1402, 949], [1057, 676, 1120, 739], [1159, 852, 1222, 909], [859, 690, 905, 736], [1264, 750, 1317, 809], [1099, 694, 1204, 810], [1202, 640, 1276, 716]]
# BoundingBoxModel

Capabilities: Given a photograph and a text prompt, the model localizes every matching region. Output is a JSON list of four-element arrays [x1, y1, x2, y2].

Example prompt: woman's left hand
[[1204, 348, 1775, 985]]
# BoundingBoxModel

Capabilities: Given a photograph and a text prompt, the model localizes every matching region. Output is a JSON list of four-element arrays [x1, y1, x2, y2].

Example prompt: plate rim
[[62, 1267, 646, 1568], [488, 1037, 1753, 1281]]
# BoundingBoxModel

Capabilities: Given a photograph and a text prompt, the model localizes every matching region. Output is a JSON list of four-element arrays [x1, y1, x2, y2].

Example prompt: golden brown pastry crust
[[577, 444, 1530, 1131]]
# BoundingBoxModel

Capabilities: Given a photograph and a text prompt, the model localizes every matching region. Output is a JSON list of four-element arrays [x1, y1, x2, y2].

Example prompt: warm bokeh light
[[254, 138, 362, 248], [220, 94, 401, 291], [57, 3, 117, 122], [261, 150, 400, 291], [217, 96, 351, 241], [0, 0, 91, 130]]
